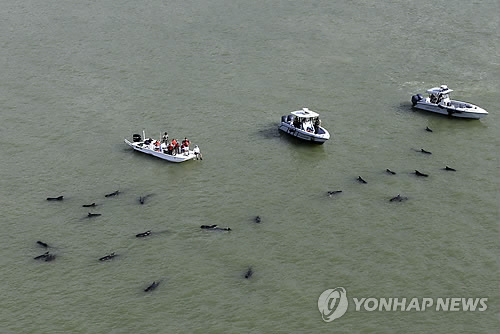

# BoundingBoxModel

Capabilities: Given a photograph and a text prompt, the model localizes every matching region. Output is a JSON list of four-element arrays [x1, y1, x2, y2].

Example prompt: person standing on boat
[[304, 118, 314, 132], [181, 138, 190, 154], [161, 132, 168, 144], [193, 145, 202, 160], [174, 140, 180, 154], [314, 118, 321, 134], [167, 142, 174, 155]]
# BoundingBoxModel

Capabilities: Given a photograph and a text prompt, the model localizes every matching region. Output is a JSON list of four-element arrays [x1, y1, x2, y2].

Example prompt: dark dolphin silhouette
[[34, 251, 49, 260], [87, 213, 101, 218], [201, 224, 217, 229], [136, 230, 152, 238], [389, 194, 408, 202], [386, 169, 396, 175], [244, 267, 253, 279], [46, 196, 63, 201], [327, 190, 343, 196], [138, 194, 154, 205], [99, 252, 116, 261], [200, 225, 231, 231], [420, 148, 432, 154], [414, 170, 429, 177], [37, 241, 48, 248], [444, 166, 456, 171], [357, 176, 367, 184], [254, 216, 261, 223], [425, 126, 433, 132], [34, 252, 56, 261], [105, 190, 120, 198], [82, 203, 96, 207], [144, 281, 160, 292]]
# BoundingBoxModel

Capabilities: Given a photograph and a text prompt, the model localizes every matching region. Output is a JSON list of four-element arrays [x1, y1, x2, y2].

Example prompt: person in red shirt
[[174, 140, 180, 154], [167, 142, 174, 155]]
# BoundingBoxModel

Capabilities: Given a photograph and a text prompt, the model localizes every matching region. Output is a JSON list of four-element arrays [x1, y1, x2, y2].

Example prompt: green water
[[1, 0, 499, 333]]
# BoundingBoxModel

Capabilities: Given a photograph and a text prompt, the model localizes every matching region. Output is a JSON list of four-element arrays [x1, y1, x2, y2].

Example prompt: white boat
[[278, 108, 330, 144], [411, 85, 488, 119], [124, 131, 202, 163]]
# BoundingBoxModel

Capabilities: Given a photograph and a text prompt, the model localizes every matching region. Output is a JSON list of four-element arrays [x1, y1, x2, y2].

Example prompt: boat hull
[[124, 139, 197, 163], [411, 95, 488, 119], [278, 122, 330, 143]]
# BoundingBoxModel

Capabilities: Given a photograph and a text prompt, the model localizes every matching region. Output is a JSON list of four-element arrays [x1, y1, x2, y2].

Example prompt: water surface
[[0, 0, 499, 333]]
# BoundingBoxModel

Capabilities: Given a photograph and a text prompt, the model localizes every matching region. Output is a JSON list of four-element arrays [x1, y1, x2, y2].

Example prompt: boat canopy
[[291, 108, 320, 119], [426, 85, 453, 95]]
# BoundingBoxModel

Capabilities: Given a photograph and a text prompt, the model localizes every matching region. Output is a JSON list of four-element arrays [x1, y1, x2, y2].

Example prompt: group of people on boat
[[428, 86, 453, 106], [143, 132, 202, 159], [160, 132, 191, 155], [292, 116, 322, 134], [430, 93, 446, 105]]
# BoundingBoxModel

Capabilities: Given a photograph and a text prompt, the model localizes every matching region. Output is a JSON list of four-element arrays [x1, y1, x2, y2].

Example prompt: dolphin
[[386, 169, 396, 175], [357, 176, 367, 184], [138, 194, 154, 205], [46, 196, 63, 201], [82, 203, 96, 207], [327, 190, 343, 196], [34, 251, 49, 260], [420, 149, 432, 154], [254, 216, 261, 223], [425, 126, 433, 132], [105, 190, 120, 198], [37, 241, 49, 248], [414, 170, 429, 177], [201, 224, 217, 229], [87, 213, 101, 218], [136, 230, 152, 238], [200, 225, 231, 231], [144, 281, 160, 292], [444, 166, 456, 171], [389, 194, 408, 202], [99, 252, 116, 261], [244, 267, 253, 279], [34, 251, 56, 261]]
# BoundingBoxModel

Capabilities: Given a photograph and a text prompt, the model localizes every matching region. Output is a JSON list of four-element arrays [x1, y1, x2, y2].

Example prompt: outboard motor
[[133, 134, 142, 142], [281, 115, 287, 123], [411, 94, 423, 106]]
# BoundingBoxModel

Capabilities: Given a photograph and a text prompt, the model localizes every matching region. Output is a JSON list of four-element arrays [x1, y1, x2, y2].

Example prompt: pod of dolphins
[[39, 125, 457, 292], [40, 189, 259, 291], [327, 126, 458, 203]]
